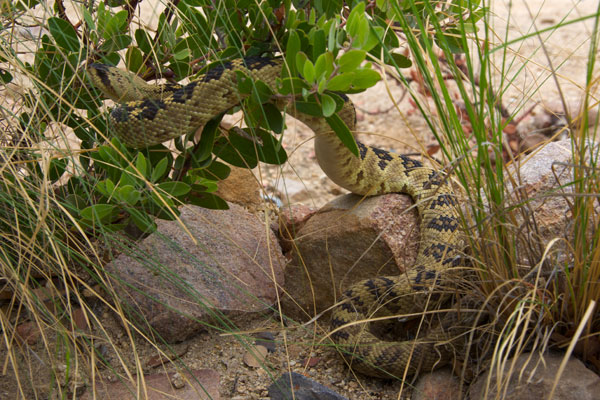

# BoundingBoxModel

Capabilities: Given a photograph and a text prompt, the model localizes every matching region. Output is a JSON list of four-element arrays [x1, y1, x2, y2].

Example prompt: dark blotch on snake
[[426, 215, 459, 233], [372, 147, 394, 169], [200, 61, 232, 82], [430, 194, 458, 209], [90, 63, 113, 89], [171, 81, 198, 104], [138, 99, 167, 121]]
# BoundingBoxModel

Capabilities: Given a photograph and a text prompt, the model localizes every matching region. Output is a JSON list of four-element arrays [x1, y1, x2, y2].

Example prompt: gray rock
[[281, 193, 419, 320], [468, 351, 600, 400], [268, 372, 348, 400], [106, 204, 285, 342], [506, 139, 599, 269]]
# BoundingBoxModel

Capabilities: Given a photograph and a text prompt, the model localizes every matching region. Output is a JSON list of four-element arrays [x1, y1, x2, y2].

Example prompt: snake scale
[[88, 57, 466, 378]]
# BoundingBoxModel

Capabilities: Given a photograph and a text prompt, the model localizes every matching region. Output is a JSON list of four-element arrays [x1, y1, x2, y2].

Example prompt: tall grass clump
[[385, 0, 600, 384]]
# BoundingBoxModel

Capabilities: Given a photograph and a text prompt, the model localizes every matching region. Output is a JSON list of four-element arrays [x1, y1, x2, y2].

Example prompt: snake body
[[88, 57, 464, 378]]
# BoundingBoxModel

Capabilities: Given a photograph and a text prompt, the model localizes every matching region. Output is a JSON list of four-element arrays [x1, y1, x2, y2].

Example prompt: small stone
[[302, 357, 320, 368], [254, 331, 277, 353], [15, 321, 40, 345], [170, 372, 185, 389], [71, 308, 90, 333], [243, 345, 268, 368], [268, 372, 348, 400]]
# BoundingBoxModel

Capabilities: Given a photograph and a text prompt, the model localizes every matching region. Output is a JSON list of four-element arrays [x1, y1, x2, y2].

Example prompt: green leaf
[[385, 52, 412, 68], [302, 60, 315, 84], [352, 68, 381, 89], [151, 157, 170, 182], [355, 18, 370, 50], [285, 30, 301, 75], [212, 132, 258, 168], [96, 178, 115, 197], [190, 160, 231, 181], [121, 165, 143, 188], [101, 52, 120, 66], [135, 153, 148, 178], [321, 94, 336, 117], [346, 2, 365, 37], [48, 17, 80, 52], [116, 185, 141, 206], [277, 77, 310, 95], [173, 48, 190, 61], [253, 128, 288, 165], [191, 178, 219, 193], [262, 103, 284, 134], [235, 70, 253, 94], [48, 158, 68, 181], [65, 194, 87, 211], [195, 116, 221, 162], [311, 28, 326, 60], [135, 29, 153, 54], [125, 46, 144, 73], [326, 114, 359, 157], [362, 25, 383, 53], [188, 192, 229, 210], [80, 204, 118, 222], [326, 72, 354, 91], [82, 8, 96, 32], [104, 10, 128, 39], [295, 52, 308, 77], [169, 61, 191, 78], [128, 208, 157, 233], [252, 80, 274, 104], [156, 181, 191, 197], [100, 34, 132, 52], [314, 51, 334, 80], [0, 69, 13, 84], [339, 49, 366, 73], [294, 100, 323, 117]]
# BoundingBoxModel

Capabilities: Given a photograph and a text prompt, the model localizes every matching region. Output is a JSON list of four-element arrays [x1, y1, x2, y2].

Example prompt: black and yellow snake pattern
[[88, 57, 465, 378]]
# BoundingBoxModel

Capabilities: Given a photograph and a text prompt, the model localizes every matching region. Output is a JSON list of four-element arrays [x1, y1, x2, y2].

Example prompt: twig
[[124, 0, 142, 27]]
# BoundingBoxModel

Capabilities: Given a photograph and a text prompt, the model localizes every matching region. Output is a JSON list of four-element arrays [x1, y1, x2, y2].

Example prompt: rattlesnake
[[88, 57, 467, 378]]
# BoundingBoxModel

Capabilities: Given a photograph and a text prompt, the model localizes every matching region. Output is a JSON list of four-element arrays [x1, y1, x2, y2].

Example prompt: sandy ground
[[1, 1, 599, 399]]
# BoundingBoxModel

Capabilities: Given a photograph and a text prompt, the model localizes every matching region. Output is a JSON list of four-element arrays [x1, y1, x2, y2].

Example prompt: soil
[[1, 1, 599, 399]]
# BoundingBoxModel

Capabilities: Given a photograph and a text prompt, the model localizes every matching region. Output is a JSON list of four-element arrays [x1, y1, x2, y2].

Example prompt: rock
[[71, 308, 90, 334], [281, 193, 419, 320], [413, 368, 461, 400], [215, 166, 262, 207], [15, 321, 40, 345], [254, 331, 277, 352], [276, 204, 318, 253], [268, 372, 348, 400], [242, 345, 268, 368], [468, 351, 600, 400], [507, 139, 599, 268], [81, 369, 220, 400], [106, 204, 285, 342]]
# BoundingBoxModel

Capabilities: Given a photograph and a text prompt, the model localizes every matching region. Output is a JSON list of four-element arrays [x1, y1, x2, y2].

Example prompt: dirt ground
[[2, 0, 599, 399]]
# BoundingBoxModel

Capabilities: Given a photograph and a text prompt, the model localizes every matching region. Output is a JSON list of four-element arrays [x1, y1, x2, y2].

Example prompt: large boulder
[[281, 193, 419, 321], [106, 204, 286, 342], [468, 352, 600, 400]]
